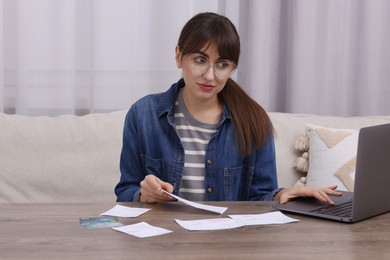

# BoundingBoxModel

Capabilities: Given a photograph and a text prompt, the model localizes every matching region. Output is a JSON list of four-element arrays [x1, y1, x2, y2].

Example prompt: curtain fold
[[1, 0, 389, 116]]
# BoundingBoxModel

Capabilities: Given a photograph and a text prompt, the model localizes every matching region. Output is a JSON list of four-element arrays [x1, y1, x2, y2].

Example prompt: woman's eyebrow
[[193, 51, 209, 57]]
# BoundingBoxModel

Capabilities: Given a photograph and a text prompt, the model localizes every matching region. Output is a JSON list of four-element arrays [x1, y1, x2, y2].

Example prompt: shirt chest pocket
[[223, 165, 254, 201], [141, 154, 165, 177]]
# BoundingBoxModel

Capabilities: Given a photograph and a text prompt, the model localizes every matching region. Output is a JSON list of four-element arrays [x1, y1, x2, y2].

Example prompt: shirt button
[[207, 187, 213, 193], [207, 159, 212, 165]]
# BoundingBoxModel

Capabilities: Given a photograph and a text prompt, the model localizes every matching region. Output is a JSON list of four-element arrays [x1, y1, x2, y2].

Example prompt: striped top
[[174, 89, 218, 201]]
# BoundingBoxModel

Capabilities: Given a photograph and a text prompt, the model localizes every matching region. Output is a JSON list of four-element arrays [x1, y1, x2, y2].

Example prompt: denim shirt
[[115, 79, 279, 202]]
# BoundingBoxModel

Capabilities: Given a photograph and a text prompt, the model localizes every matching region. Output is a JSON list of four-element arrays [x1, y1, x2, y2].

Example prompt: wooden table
[[0, 201, 389, 259]]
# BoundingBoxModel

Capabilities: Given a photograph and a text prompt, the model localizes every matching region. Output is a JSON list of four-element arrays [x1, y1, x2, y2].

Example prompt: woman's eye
[[194, 57, 207, 64], [216, 62, 230, 69]]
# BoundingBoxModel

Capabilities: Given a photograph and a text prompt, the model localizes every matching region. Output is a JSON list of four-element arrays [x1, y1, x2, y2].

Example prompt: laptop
[[273, 123, 390, 223]]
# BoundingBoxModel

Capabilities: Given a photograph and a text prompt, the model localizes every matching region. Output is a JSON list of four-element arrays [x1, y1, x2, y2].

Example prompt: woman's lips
[[198, 83, 215, 91]]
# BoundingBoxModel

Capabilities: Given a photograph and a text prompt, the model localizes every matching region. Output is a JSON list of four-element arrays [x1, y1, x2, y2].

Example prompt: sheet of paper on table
[[113, 222, 173, 238], [228, 211, 299, 225], [175, 218, 244, 231], [100, 204, 151, 218], [162, 190, 227, 214], [175, 211, 299, 231]]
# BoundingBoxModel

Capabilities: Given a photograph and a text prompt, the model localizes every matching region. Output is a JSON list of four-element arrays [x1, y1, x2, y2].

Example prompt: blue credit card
[[79, 216, 123, 229]]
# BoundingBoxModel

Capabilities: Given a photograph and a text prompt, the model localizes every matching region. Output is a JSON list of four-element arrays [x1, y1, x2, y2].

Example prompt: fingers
[[140, 175, 174, 203], [312, 190, 335, 205], [325, 186, 343, 196], [313, 186, 343, 205], [159, 180, 174, 194]]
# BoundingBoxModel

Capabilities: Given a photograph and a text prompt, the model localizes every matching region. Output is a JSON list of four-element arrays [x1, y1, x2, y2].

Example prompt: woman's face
[[175, 42, 234, 105]]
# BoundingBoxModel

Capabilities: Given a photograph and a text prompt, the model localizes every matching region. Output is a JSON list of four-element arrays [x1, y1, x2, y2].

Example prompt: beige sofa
[[1, 111, 390, 203]]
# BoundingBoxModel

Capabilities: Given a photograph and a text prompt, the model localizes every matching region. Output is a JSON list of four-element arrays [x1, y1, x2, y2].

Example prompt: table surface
[[1, 201, 389, 260]]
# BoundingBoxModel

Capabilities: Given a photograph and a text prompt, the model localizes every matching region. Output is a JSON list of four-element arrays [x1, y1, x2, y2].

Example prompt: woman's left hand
[[275, 185, 343, 205]]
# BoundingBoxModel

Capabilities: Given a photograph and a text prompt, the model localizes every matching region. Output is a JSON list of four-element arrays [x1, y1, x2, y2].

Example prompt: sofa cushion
[[1, 111, 390, 203], [0, 111, 127, 203]]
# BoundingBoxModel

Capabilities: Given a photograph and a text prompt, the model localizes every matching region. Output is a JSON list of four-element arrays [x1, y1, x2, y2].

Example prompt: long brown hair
[[178, 12, 274, 157]]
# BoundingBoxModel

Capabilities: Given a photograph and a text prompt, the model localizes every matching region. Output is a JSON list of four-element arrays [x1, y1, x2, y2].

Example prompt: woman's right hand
[[275, 185, 342, 205], [139, 175, 175, 203]]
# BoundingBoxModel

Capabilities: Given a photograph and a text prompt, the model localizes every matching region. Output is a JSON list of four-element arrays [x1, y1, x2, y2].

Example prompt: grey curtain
[[0, 0, 389, 116], [237, 0, 390, 116]]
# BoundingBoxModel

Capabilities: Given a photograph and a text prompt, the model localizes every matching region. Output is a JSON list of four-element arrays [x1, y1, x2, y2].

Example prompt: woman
[[115, 12, 341, 204]]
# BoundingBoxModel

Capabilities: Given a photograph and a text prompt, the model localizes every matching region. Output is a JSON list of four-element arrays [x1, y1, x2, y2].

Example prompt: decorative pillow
[[305, 124, 359, 191]]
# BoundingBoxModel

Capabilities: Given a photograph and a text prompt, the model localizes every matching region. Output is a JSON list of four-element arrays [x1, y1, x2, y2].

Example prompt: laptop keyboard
[[310, 200, 353, 218]]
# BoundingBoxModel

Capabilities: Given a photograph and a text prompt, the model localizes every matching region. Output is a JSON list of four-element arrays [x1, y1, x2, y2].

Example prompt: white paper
[[112, 222, 173, 238], [162, 190, 227, 214], [175, 218, 244, 231], [228, 211, 299, 225], [100, 204, 150, 218]]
